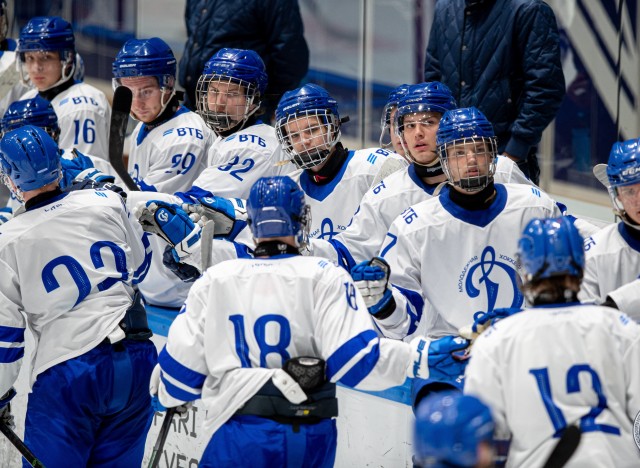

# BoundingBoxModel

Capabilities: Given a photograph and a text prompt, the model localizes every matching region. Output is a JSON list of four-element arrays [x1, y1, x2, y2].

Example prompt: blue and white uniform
[[377, 183, 561, 339], [179, 122, 293, 201], [312, 155, 533, 268], [0, 188, 155, 467], [290, 147, 403, 242], [465, 304, 640, 468], [155, 255, 414, 466], [579, 222, 640, 304], [20, 83, 111, 160]]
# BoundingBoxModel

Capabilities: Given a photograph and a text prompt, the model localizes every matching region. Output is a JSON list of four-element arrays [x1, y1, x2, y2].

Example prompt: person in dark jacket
[[179, 0, 309, 118], [424, 0, 565, 185]]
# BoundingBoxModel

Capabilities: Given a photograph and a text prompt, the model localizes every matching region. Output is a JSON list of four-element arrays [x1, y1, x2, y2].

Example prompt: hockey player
[[113, 37, 211, 194], [353, 106, 561, 341], [379, 83, 411, 155], [0, 126, 156, 467], [414, 391, 495, 468], [465, 217, 640, 467], [0, 1, 31, 118], [17, 16, 111, 160], [276, 83, 405, 242], [177, 48, 294, 201], [148, 176, 469, 467], [311, 83, 533, 270], [579, 138, 640, 306]]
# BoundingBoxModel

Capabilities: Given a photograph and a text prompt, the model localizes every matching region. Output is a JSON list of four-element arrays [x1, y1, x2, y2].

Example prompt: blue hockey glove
[[60, 151, 115, 189], [472, 307, 521, 334], [162, 245, 201, 282], [134, 201, 201, 260], [0, 207, 13, 225], [181, 195, 248, 239], [351, 257, 394, 317], [408, 336, 470, 380], [63, 178, 127, 199]]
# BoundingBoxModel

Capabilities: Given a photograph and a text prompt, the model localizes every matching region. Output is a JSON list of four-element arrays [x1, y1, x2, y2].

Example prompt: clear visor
[[395, 111, 441, 165], [18, 50, 75, 89], [195, 74, 258, 133], [439, 136, 497, 192], [275, 109, 340, 170]]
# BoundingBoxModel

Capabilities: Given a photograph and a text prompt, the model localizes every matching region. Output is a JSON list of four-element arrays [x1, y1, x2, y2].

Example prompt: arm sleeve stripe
[[0, 326, 24, 344], [394, 285, 423, 335], [161, 374, 201, 402], [329, 238, 356, 271], [133, 233, 152, 284], [0, 346, 24, 363], [326, 329, 377, 380], [159, 347, 207, 389], [337, 342, 380, 388]]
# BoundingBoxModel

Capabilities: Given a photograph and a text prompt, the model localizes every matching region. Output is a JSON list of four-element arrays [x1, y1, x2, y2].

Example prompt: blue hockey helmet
[[196, 48, 268, 133], [17, 16, 76, 86], [275, 83, 341, 170], [436, 107, 497, 192], [0, 125, 61, 194], [247, 176, 311, 248], [607, 138, 640, 188], [517, 217, 584, 283], [415, 391, 494, 467], [1, 96, 60, 141], [379, 84, 411, 149], [112, 37, 177, 88]]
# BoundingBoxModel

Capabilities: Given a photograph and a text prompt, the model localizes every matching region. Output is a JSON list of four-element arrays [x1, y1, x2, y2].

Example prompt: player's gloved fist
[[182, 195, 248, 239], [351, 257, 394, 317], [407, 336, 470, 380], [0, 207, 13, 225], [135, 201, 201, 260], [0, 387, 16, 429], [459, 308, 521, 341], [149, 364, 192, 414], [162, 245, 202, 282], [60, 151, 115, 188]]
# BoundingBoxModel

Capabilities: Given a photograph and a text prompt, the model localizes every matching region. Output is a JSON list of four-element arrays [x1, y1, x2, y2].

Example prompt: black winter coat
[[424, 0, 565, 160]]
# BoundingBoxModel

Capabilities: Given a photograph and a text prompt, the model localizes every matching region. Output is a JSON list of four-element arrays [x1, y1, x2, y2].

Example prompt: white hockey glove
[[0, 387, 16, 429], [149, 364, 191, 414], [407, 336, 470, 380], [351, 257, 395, 318], [134, 201, 201, 261], [181, 195, 248, 239], [0, 207, 13, 225]]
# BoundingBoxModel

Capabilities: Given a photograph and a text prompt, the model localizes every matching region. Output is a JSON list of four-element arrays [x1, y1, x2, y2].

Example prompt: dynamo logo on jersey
[[458, 245, 524, 314], [634, 411, 640, 451]]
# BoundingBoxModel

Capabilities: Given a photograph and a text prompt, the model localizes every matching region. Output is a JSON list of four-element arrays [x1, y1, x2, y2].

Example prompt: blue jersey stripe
[[394, 285, 423, 336], [337, 343, 380, 388], [326, 329, 377, 380], [159, 347, 206, 389], [161, 374, 201, 402], [0, 326, 24, 344], [0, 346, 24, 363]]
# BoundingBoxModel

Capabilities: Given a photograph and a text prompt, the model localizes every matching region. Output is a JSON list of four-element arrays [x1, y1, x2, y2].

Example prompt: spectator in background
[[424, 0, 565, 185], [178, 0, 309, 118]]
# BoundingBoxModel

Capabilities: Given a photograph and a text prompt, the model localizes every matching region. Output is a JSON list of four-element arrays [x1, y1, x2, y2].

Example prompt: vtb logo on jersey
[[458, 246, 524, 314]]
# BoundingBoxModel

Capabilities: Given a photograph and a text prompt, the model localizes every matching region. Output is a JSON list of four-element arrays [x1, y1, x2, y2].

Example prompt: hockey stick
[[147, 407, 177, 468], [109, 86, 139, 191], [200, 220, 215, 273], [542, 424, 582, 468], [592, 163, 609, 189], [0, 420, 46, 468]]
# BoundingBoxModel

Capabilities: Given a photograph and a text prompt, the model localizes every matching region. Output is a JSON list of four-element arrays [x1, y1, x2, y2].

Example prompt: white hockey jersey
[[183, 123, 294, 201], [579, 222, 640, 304], [0, 39, 31, 118], [290, 147, 403, 241], [311, 155, 533, 266], [0, 188, 151, 395], [20, 82, 111, 160], [465, 304, 640, 468], [378, 183, 561, 339], [128, 106, 211, 194], [155, 255, 412, 438]]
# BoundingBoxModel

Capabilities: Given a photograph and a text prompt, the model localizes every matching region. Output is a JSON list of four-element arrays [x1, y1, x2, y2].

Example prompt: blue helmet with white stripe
[[517, 217, 584, 283], [247, 176, 311, 248], [2, 96, 60, 141], [112, 37, 177, 88], [415, 391, 494, 467], [0, 125, 61, 194]]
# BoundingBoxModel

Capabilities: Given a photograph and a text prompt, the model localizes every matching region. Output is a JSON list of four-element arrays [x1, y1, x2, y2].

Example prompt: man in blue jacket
[[178, 0, 309, 117], [424, 0, 565, 185]]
